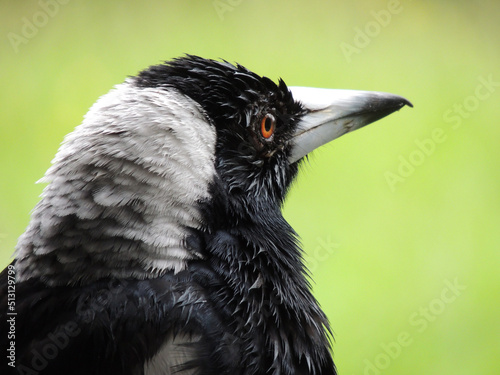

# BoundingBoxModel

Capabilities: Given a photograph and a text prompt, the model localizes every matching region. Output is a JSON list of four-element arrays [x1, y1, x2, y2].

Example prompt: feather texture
[[15, 82, 217, 285]]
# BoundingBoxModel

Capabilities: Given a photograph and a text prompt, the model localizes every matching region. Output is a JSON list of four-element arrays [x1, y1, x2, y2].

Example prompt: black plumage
[[1, 56, 411, 375], [136, 57, 304, 205]]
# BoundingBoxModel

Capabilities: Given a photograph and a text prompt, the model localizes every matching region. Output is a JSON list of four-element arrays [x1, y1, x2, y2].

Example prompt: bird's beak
[[288, 87, 413, 163]]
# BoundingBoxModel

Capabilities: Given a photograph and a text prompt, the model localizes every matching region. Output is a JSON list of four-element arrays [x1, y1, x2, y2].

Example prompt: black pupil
[[265, 116, 273, 132]]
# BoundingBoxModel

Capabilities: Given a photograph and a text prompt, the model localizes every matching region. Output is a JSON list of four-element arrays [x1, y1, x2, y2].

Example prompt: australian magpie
[[1, 56, 411, 375]]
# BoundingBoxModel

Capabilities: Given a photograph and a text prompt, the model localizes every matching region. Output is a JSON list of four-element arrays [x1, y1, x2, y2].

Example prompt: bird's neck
[[199, 194, 334, 373]]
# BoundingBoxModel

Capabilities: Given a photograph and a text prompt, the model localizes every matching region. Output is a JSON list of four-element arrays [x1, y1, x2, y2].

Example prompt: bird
[[0, 55, 411, 375]]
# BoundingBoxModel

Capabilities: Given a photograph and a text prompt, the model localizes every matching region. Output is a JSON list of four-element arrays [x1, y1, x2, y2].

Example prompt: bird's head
[[15, 56, 411, 285], [135, 57, 306, 217], [136, 56, 412, 215]]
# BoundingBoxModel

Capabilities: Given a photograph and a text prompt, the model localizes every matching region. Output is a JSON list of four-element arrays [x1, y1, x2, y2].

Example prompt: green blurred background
[[1, 0, 499, 374]]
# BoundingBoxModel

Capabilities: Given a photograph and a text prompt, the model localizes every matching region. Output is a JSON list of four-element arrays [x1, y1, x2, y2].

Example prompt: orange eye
[[260, 114, 276, 139]]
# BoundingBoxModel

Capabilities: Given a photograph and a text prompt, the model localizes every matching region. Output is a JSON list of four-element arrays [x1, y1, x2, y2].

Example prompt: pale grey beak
[[288, 86, 412, 163]]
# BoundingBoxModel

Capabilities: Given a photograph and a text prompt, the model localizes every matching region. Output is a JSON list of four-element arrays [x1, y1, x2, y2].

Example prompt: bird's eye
[[260, 114, 276, 140]]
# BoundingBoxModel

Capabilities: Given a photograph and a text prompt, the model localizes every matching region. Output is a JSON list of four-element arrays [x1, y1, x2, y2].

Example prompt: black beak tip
[[401, 97, 413, 108]]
